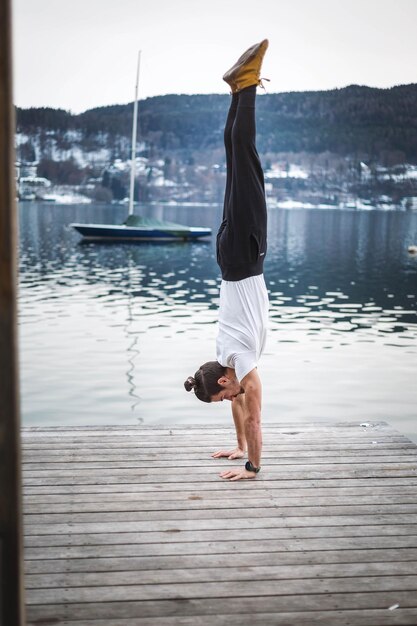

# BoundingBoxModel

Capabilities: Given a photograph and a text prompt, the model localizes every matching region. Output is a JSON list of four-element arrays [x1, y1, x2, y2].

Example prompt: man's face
[[211, 378, 244, 402]]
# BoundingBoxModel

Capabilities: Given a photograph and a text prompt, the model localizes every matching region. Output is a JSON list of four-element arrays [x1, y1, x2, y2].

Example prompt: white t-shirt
[[216, 274, 269, 382]]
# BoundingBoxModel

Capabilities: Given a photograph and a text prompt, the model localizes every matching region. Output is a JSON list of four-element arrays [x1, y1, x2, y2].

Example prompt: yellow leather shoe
[[223, 39, 269, 93]]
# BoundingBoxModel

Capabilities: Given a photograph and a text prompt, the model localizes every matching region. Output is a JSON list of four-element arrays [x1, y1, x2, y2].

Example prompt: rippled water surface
[[19, 202, 417, 441]]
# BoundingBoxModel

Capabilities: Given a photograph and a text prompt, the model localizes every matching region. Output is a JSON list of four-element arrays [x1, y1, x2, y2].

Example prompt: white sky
[[13, 0, 417, 113]]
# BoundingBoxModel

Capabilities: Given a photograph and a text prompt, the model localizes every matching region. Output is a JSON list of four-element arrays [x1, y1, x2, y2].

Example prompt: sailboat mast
[[129, 50, 141, 216]]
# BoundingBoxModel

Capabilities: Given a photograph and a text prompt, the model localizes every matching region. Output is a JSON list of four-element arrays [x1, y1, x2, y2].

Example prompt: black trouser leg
[[230, 86, 266, 226], [222, 92, 239, 222], [217, 86, 267, 281]]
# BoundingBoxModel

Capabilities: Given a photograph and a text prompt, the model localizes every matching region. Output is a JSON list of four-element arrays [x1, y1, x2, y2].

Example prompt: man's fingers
[[213, 449, 238, 459], [220, 470, 240, 480], [220, 469, 256, 481]]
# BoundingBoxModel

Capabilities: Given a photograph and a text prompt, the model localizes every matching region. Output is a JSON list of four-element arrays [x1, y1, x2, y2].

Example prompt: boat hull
[[71, 223, 211, 241]]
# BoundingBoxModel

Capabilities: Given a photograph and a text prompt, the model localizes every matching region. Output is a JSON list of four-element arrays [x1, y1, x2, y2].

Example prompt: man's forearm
[[231, 397, 247, 451], [244, 414, 262, 468]]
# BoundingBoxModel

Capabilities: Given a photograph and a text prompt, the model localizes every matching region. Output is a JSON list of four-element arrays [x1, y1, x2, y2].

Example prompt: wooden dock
[[22, 422, 417, 626]]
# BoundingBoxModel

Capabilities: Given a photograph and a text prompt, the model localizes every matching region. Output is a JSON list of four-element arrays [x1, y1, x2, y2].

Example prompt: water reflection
[[264, 209, 417, 352], [18, 202, 417, 439]]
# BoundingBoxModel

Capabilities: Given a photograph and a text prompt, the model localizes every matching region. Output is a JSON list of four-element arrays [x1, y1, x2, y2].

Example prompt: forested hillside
[[16, 83, 417, 162]]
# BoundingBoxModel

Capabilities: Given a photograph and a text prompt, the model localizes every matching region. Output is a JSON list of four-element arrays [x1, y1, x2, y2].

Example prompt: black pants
[[216, 85, 267, 281]]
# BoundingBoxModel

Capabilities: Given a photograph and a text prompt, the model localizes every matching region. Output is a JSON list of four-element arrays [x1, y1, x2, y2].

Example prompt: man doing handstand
[[184, 40, 269, 481]]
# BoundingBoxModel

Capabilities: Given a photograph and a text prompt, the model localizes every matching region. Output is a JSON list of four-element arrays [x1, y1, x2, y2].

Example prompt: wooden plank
[[21, 425, 398, 434], [21, 492, 417, 510], [22, 424, 370, 433], [21, 443, 412, 454], [20, 428, 404, 437], [23, 504, 417, 524], [22, 467, 417, 487], [22, 436, 407, 446], [22, 420, 392, 427], [25, 594, 417, 621], [21, 484, 417, 502], [24, 561, 417, 589], [22, 502, 417, 521], [24, 527, 417, 551], [22, 454, 417, 466], [23, 535, 417, 560], [22, 443, 417, 454], [23, 608, 417, 626], [25, 456, 417, 470], [21, 455, 417, 470], [22, 514, 417, 536], [22, 479, 417, 496], [19, 429, 409, 440], [21, 423, 397, 431], [19, 423, 402, 432], [25, 524, 417, 558], [21, 422, 396, 434], [20, 464, 417, 479], [18, 423, 407, 433], [24, 437, 399, 454], [25, 438, 408, 448], [20, 433, 410, 446], [21, 442, 417, 455], [24, 547, 417, 574], [24, 575, 417, 603]]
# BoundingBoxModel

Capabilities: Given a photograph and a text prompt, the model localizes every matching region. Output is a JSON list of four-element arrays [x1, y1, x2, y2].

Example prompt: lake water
[[18, 202, 417, 442]]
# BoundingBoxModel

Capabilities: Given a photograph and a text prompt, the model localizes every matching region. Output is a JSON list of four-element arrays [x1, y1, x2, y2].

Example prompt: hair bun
[[184, 376, 196, 392]]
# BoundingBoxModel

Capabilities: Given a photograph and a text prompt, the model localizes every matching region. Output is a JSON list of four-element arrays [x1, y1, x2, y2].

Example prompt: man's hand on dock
[[219, 467, 257, 481], [212, 447, 245, 460]]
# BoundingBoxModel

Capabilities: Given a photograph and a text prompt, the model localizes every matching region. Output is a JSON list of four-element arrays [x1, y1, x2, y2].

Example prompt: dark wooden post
[[0, 0, 26, 623]]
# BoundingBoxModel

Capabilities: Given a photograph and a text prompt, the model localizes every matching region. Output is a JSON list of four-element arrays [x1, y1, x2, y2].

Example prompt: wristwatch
[[245, 460, 261, 474]]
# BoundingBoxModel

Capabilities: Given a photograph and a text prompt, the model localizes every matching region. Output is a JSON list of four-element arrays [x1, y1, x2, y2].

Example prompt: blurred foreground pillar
[[0, 0, 26, 624]]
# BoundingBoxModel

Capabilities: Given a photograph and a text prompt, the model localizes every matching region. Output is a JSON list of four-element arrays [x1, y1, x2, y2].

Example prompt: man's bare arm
[[242, 369, 262, 468], [212, 394, 247, 459], [232, 394, 247, 451], [220, 369, 262, 480]]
